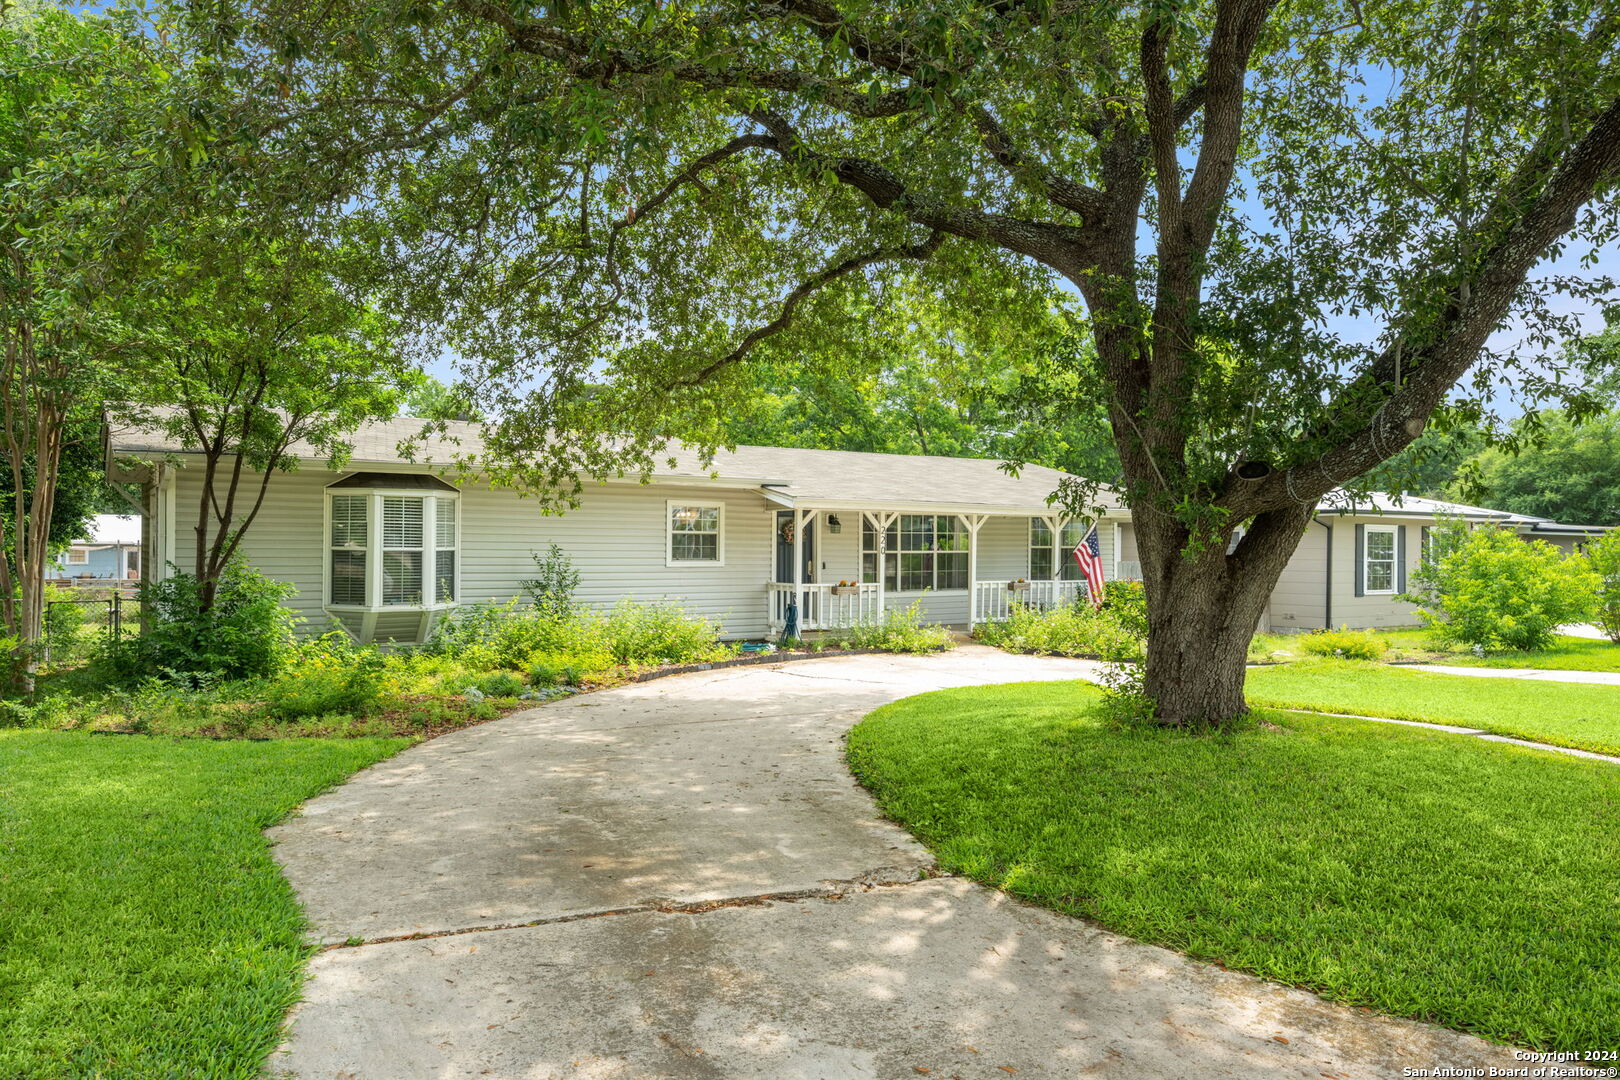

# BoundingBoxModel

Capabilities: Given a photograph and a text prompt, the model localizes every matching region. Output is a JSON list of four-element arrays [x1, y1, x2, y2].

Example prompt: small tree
[[1586, 531, 1620, 645], [134, 233, 414, 614], [1413, 529, 1598, 652], [520, 543, 580, 619]]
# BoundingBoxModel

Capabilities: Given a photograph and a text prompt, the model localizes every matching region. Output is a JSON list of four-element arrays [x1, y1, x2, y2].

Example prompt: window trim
[[65, 548, 89, 566], [1362, 523, 1399, 595], [324, 485, 460, 612], [666, 500, 726, 568], [862, 514, 970, 592], [1028, 517, 1088, 582]]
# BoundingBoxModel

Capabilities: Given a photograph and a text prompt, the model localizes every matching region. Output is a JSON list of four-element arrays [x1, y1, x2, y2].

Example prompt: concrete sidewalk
[[1404, 663, 1620, 685], [268, 648, 1517, 1079]]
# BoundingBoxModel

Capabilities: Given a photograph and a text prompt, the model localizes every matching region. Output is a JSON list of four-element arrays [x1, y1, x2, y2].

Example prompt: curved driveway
[[271, 646, 1515, 1079]]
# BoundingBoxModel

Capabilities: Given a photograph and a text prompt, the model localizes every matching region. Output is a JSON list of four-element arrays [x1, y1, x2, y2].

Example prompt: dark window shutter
[[1397, 526, 1409, 593], [1420, 525, 1431, 565], [1354, 524, 1366, 597]]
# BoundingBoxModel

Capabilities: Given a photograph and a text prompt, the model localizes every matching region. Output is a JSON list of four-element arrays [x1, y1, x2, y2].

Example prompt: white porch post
[[790, 507, 804, 637], [964, 514, 988, 630], [1042, 514, 1062, 596], [871, 511, 897, 617]]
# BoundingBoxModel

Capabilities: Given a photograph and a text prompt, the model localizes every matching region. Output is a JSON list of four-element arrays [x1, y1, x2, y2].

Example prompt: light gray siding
[[1268, 520, 1330, 631], [459, 481, 776, 636], [1323, 515, 1424, 629], [168, 467, 779, 638], [163, 464, 1131, 638]]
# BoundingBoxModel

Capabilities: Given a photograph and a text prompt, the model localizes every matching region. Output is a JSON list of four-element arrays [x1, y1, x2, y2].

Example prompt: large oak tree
[[235, 0, 1620, 724]]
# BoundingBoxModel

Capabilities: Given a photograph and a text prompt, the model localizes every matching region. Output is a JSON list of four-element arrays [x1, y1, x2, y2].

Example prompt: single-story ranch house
[[104, 416, 1608, 643]]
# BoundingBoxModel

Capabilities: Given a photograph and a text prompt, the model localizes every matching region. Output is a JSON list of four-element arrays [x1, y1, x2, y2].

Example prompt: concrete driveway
[[270, 647, 1516, 1079]]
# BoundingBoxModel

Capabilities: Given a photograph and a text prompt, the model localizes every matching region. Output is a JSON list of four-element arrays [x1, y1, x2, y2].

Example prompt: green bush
[[598, 598, 727, 665], [427, 597, 726, 674], [976, 599, 1144, 662], [263, 635, 387, 719], [1587, 531, 1620, 645], [528, 652, 605, 686], [105, 563, 296, 682], [831, 600, 955, 654], [471, 672, 525, 697], [1412, 528, 1599, 651], [1298, 627, 1387, 661]]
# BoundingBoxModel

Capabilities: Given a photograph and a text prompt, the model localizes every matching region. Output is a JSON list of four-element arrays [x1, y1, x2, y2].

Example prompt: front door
[[774, 511, 816, 584]]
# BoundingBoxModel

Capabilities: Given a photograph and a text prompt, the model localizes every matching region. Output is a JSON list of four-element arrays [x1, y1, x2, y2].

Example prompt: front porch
[[763, 506, 1141, 635]]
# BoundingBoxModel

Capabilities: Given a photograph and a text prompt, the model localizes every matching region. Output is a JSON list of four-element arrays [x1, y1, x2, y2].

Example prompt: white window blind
[[330, 495, 368, 605]]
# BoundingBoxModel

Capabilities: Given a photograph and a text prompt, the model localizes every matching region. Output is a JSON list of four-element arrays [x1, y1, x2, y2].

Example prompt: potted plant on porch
[[1007, 578, 1030, 593], [830, 580, 860, 596]]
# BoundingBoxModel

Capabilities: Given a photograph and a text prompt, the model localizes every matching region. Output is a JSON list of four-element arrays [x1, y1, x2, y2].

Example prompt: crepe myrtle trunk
[[1133, 504, 1315, 727]]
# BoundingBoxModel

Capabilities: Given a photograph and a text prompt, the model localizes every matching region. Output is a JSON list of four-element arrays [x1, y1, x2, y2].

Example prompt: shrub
[[471, 672, 526, 697], [598, 599, 727, 665], [263, 635, 387, 719], [1412, 527, 1599, 651], [1587, 531, 1620, 645], [528, 652, 605, 686], [520, 543, 581, 618], [976, 599, 1144, 662], [831, 600, 955, 654], [105, 563, 296, 682], [1298, 627, 1386, 661]]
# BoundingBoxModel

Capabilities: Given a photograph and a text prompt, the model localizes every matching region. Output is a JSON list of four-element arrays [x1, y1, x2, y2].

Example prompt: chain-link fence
[[43, 594, 139, 668]]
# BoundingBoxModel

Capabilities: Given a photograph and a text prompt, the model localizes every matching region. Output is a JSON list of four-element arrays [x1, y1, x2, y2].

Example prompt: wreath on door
[[779, 520, 796, 544]]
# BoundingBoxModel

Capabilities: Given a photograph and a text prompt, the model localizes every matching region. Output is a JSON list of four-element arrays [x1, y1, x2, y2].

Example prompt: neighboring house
[[50, 514, 142, 584], [103, 417, 1607, 642]]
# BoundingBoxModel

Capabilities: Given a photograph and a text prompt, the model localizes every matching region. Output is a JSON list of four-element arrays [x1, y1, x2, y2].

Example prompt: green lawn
[[1250, 628, 1620, 671], [847, 681, 1620, 1050], [1247, 658, 1620, 756], [0, 731, 408, 1079]]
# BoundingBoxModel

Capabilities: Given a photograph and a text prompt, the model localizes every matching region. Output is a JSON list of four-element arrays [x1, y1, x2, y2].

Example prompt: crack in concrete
[[322, 868, 941, 951]]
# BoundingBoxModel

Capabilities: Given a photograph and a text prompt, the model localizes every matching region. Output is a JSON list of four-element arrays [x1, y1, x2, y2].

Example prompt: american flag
[[1072, 527, 1106, 607]]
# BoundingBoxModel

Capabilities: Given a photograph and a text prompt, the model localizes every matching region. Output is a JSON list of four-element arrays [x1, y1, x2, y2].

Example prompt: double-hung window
[[1029, 518, 1090, 581], [861, 515, 968, 591], [1363, 524, 1397, 594], [326, 476, 459, 609], [667, 501, 724, 565]]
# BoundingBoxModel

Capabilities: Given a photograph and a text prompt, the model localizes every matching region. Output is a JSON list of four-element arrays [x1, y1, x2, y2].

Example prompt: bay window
[[326, 475, 458, 609]]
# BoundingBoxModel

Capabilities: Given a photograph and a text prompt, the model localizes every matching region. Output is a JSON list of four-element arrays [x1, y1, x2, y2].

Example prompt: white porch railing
[[768, 582, 882, 632], [973, 579, 1085, 623]]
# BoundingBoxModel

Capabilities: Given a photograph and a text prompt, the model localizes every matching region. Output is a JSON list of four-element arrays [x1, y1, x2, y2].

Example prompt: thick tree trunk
[[1133, 503, 1315, 728]]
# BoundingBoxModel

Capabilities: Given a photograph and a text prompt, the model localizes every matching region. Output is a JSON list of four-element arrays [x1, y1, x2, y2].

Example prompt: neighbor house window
[[66, 548, 88, 565], [326, 481, 458, 609], [1363, 524, 1397, 594], [668, 502, 723, 565], [1029, 518, 1089, 581], [862, 515, 968, 591]]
